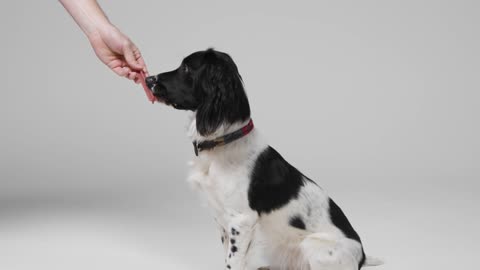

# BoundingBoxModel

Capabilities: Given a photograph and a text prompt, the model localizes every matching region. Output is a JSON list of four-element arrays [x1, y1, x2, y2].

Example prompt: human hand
[[88, 25, 148, 83]]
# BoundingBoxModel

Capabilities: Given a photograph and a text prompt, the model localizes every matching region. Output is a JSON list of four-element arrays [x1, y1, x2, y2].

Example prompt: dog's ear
[[195, 50, 250, 136]]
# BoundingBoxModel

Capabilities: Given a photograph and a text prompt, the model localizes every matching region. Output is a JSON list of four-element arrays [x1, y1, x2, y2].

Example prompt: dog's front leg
[[220, 227, 230, 257], [224, 212, 258, 270]]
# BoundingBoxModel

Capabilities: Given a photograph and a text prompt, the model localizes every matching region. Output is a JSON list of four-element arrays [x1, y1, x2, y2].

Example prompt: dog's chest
[[188, 157, 252, 222]]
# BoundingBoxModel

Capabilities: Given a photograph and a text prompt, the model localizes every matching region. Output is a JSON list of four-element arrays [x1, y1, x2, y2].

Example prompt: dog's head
[[145, 49, 250, 136]]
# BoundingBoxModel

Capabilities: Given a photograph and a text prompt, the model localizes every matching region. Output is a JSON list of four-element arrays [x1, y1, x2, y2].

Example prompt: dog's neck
[[187, 112, 251, 141], [186, 112, 265, 160]]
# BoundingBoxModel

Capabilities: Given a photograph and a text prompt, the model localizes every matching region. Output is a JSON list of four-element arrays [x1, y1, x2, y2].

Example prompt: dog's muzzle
[[145, 75, 157, 90], [144, 75, 167, 104]]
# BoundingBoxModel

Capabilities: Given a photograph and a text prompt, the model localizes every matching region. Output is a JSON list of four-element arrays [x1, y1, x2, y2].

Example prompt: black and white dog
[[145, 49, 382, 270]]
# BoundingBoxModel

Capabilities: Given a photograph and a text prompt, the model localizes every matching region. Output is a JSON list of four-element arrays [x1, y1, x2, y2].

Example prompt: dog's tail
[[364, 255, 384, 267]]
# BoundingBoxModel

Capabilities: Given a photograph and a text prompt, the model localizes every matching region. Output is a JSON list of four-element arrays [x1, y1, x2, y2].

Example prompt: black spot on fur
[[230, 239, 235, 244], [328, 198, 366, 268], [221, 236, 224, 243], [227, 265, 231, 269], [248, 146, 305, 214], [231, 246, 238, 253], [289, 215, 306, 230]]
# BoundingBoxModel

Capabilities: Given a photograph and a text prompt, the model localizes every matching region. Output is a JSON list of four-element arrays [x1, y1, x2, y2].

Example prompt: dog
[[145, 49, 382, 270]]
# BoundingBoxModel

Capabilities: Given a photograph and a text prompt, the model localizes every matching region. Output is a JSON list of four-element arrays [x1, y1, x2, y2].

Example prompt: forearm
[[59, 0, 111, 38]]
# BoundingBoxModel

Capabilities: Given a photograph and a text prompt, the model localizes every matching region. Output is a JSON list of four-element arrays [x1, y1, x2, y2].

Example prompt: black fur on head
[[146, 48, 250, 136]]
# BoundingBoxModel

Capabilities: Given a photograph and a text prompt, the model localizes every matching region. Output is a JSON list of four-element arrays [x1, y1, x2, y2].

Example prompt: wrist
[[87, 21, 114, 40]]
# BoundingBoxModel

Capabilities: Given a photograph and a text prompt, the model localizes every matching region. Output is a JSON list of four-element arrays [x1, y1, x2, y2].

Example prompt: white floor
[[1, 179, 478, 270], [0, 189, 223, 270]]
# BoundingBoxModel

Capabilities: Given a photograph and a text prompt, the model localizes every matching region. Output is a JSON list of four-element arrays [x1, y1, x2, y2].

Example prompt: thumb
[[123, 43, 144, 71]]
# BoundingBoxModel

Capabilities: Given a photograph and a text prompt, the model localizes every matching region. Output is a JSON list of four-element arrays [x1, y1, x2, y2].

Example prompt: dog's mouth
[[150, 84, 167, 104], [145, 76, 187, 109], [146, 83, 184, 109], [145, 76, 167, 104]]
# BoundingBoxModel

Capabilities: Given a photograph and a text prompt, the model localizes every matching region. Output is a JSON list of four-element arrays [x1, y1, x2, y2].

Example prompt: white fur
[[185, 113, 380, 270]]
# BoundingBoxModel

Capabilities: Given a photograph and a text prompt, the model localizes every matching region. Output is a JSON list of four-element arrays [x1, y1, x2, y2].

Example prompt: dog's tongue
[[138, 71, 157, 104]]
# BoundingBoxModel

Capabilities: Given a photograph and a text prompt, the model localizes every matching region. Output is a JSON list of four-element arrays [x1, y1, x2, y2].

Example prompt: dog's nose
[[145, 76, 157, 89]]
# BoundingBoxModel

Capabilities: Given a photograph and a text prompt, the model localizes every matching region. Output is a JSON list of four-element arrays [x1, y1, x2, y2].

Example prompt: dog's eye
[[183, 65, 189, 74]]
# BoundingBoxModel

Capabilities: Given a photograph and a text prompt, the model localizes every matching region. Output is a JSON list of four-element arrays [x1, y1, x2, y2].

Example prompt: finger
[[123, 43, 144, 71], [133, 72, 143, 84], [112, 66, 127, 77], [137, 56, 149, 75], [132, 46, 148, 75], [122, 67, 131, 78], [128, 71, 137, 81], [113, 66, 130, 77], [107, 59, 126, 70]]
